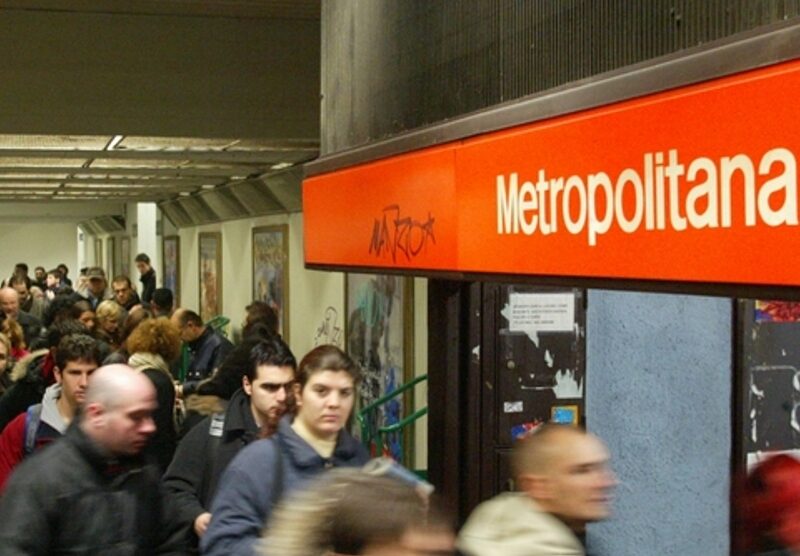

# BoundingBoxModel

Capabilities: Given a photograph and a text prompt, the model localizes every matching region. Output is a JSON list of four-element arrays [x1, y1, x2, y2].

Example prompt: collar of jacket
[[276, 415, 363, 469], [188, 326, 215, 351], [65, 422, 147, 478], [139, 268, 155, 284], [222, 387, 259, 439]]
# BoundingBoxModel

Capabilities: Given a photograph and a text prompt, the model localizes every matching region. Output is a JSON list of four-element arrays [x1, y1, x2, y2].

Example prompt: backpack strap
[[23, 404, 43, 456]]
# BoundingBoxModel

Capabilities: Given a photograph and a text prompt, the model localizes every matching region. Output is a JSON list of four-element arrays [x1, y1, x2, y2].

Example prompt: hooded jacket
[[0, 383, 66, 492], [200, 416, 370, 556], [457, 492, 585, 556]]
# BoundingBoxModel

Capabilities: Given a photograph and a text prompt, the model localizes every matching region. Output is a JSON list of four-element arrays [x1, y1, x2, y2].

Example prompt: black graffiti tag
[[369, 205, 435, 262]]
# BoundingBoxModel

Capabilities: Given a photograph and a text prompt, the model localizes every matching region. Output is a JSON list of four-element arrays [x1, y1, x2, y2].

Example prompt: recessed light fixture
[[179, 191, 191, 197], [200, 184, 215, 190], [106, 135, 124, 150], [270, 162, 293, 170]]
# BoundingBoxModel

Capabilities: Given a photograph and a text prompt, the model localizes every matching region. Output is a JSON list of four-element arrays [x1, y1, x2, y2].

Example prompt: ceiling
[[0, 1, 321, 222], [0, 134, 317, 203]]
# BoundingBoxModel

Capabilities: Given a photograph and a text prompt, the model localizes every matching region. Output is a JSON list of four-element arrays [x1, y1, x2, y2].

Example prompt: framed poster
[[106, 237, 115, 278], [252, 225, 289, 340], [120, 236, 131, 278], [162, 235, 180, 306], [345, 273, 413, 462], [198, 232, 222, 322], [94, 238, 103, 267]]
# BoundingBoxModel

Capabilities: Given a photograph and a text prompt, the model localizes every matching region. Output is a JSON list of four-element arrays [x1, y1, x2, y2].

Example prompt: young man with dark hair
[[111, 275, 141, 311], [9, 273, 46, 322], [164, 336, 297, 552], [135, 253, 156, 304], [0, 333, 100, 491], [56, 263, 71, 287], [151, 287, 174, 317]]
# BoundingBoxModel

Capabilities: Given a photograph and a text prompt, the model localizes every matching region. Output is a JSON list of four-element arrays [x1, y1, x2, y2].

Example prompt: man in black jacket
[[172, 308, 233, 398], [0, 364, 188, 555], [163, 336, 296, 552], [135, 253, 156, 304]]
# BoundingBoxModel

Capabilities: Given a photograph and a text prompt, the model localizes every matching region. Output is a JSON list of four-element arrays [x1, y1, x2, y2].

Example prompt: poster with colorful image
[[252, 225, 288, 340], [755, 300, 800, 322], [198, 232, 221, 322]]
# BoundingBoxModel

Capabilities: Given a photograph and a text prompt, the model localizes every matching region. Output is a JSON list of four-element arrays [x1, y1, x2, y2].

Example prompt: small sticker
[[551, 405, 579, 426], [504, 401, 523, 413], [511, 421, 543, 440]]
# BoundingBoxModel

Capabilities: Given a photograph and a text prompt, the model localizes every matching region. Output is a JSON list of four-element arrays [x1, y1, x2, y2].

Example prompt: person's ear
[[54, 366, 63, 385], [242, 375, 252, 396], [293, 382, 302, 406], [518, 473, 552, 500]]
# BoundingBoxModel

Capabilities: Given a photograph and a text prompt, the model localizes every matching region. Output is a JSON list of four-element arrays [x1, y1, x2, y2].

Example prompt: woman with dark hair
[[201, 345, 370, 556], [126, 317, 181, 472], [736, 454, 800, 555]]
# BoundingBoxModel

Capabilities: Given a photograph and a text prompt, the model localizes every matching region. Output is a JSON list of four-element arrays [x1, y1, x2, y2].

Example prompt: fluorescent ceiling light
[[270, 162, 293, 170], [106, 135, 124, 150]]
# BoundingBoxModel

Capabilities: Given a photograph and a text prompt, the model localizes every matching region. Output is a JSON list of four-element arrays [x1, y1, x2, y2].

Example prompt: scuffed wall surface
[[586, 290, 731, 556]]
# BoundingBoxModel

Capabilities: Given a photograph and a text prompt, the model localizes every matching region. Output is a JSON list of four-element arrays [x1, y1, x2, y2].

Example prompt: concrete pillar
[[137, 203, 159, 286]]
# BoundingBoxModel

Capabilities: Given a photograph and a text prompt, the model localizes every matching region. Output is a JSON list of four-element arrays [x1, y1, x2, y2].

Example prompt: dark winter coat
[[200, 416, 370, 556], [0, 423, 188, 555], [163, 388, 259, 552], [140, 268, 156, 304], [0, 350, 52, 433], [182, 327, 233, 398]]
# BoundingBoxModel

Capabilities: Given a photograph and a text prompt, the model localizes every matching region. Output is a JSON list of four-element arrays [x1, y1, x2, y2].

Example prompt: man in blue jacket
[[201, 345, 370, 556]]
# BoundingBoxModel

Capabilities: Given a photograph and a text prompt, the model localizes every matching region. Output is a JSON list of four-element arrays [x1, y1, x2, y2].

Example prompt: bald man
[[0, 286, 42, 346], [0, 365, 188, 555], [457, 424, 616, 556]]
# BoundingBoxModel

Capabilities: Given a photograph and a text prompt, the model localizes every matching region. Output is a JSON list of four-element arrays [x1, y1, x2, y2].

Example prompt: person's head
[[13, 263, 28, 277], [244, 301, 279, 337], [8, 273, 31, 302], [171, 308, 205, 342], [512, 424, 615, 532], [244, 337, 297, 428], [34, 266, 45, 282], [54, 334, 101, 410], [57, 264, 69, 278], [81, 364, 156, 456], [294, 345, 361, 441], [85, 267, 107, 297], [72, 300, 96, 332], [45, 268, 62, 289], [111, 276, 136, 306], [96, 299, 126, 335], [134, 253, 151, 275], [126, 317, 181, 363], [2, 318, 25, 350], [151, 288, 174, 315], [0, 287, 20, 318], [262, 468, 455, 556], [738, 454, 800, 552]]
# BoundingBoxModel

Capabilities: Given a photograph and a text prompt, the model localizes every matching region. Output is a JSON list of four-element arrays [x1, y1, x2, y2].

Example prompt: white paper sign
[[509, 293, 574, 333]]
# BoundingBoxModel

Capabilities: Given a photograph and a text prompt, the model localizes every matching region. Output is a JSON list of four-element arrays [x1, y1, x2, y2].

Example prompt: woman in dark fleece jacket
[[201, 345, 370, 556]]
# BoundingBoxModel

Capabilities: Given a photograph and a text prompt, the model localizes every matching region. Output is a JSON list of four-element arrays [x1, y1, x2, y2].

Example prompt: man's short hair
[[134, 253, 150, 264], [57, 264, 69, 275], [176, 309, 203, 328], [8, 274, 31, 290], [47, 268, 63, 280], [247, 336, 297, 381], [34, 266, 45, 274], [152, 288, 173, 309], [511, 423, 585, 478], [47, 319, 89, 349], [14, 263, 28, 274], [55, 334, 101, 370], [296, 345, 360, 390], [112, 275, 132, 288]]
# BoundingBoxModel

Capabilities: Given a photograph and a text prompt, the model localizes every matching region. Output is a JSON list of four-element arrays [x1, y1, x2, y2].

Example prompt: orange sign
[[304, 59, 800, 287]]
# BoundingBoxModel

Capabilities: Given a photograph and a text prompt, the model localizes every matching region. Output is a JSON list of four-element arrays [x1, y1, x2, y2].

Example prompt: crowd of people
[[0, 258, 795, 555]]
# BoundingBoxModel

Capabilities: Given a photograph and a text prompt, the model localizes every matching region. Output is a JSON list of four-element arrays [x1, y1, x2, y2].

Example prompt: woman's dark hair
[[43, 292, 85, 327], [296, 345, 360, 391], [244, 301, 279, 337]]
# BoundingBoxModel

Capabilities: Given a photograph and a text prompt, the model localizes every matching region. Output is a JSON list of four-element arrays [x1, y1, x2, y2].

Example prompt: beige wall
[[0, 222, 79, 281]]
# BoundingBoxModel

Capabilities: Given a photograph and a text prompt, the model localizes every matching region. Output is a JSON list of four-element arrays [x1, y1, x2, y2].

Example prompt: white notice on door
[[509, 293, 574, 333]]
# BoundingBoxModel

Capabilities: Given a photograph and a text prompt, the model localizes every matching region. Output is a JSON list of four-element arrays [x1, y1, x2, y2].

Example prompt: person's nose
[[78, 373, 89, 388], [141, 417, 156, 436], [275, 385, 287, 402], [327, 392, 341, 408]]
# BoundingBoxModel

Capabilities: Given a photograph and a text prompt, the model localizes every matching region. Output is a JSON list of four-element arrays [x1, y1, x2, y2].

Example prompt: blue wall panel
[[586, 290, 731, 556]]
